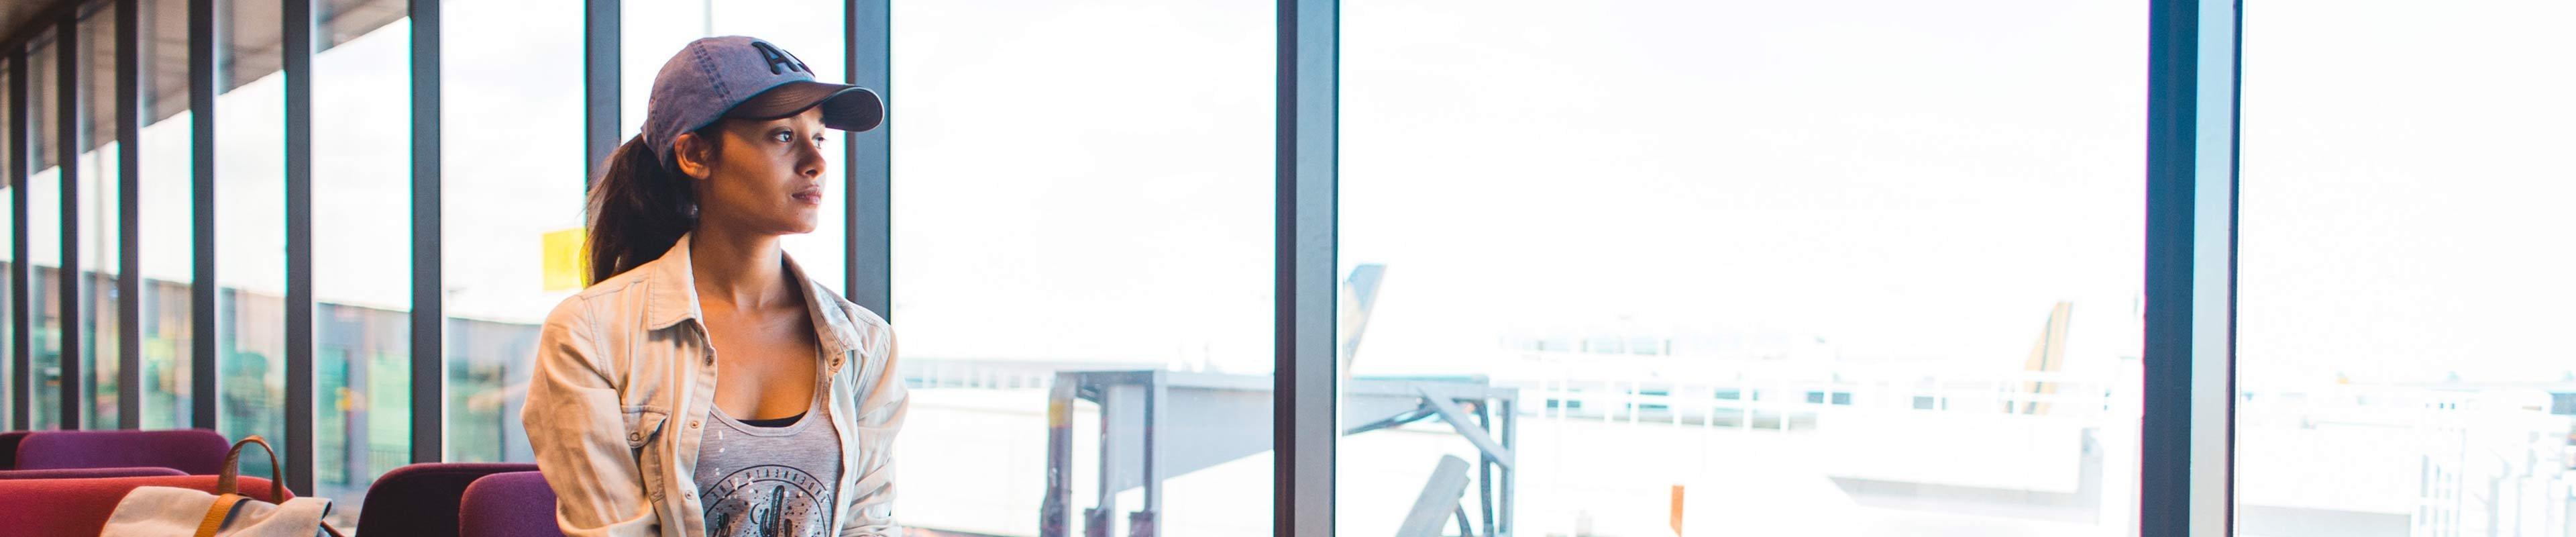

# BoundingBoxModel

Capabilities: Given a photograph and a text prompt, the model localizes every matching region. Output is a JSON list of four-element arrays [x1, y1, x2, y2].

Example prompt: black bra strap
[[737, 411, 806, 428]]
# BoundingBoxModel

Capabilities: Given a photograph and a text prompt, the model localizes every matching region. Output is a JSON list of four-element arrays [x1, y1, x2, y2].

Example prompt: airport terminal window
[[28, 32, 61, 430], [15, 5, 2504, 537], [1338, 1, 2148, 535], [214, 0, 288, 485], [136, 0, 197, 431], [1, 58, 14, 426], [440, 0, 584, 465], [77, 4, 121, 428], [2235, 3, 2576, 536], [311, 6, 415, 526], [889, 0, 1277, 534]]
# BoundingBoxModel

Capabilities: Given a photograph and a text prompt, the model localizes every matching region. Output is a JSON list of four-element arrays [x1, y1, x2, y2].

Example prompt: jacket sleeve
[[841, 328, 912, 536], [521, 297, 662, 537]]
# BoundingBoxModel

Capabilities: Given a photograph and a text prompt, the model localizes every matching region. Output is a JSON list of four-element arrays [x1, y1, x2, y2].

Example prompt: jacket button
[[690, 420, 700, 429], [628, 432, 641, 441]]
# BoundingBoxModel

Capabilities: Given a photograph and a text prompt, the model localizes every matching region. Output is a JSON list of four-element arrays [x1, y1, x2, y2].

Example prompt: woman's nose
[[798, 143, 826, 178]]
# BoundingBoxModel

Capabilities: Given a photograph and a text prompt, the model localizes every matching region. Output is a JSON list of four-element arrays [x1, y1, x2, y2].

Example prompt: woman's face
[[677, 107, 830, 236]]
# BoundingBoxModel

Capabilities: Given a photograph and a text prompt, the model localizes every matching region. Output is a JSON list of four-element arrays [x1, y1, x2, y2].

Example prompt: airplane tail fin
[[2017, 301, 2074, 415]]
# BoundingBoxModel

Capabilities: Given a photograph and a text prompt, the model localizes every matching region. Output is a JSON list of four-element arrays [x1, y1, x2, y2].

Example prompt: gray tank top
[[693, 370, 842, 536]]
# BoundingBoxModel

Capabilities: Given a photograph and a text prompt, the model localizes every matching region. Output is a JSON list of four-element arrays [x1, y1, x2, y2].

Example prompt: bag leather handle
[[215, 436, 286, 505], [207, 435, 350, 537], [193, 493, 249, 537]]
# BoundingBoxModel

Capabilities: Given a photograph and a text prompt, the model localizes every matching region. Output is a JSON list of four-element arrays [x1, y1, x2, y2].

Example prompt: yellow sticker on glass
[[542, 228, 586, 292]]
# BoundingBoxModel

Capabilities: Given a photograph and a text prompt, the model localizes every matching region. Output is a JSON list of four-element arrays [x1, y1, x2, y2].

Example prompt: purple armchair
[[11, 429, 232, 475], [0, 430, 31, 469], [458, 471, 564, 537], [354, 462, 538, 537]]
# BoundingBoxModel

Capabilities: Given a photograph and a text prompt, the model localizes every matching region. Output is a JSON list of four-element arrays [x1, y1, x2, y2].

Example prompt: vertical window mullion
[[281, 0, 314, 494], [116, 0, 143, 432], [842, 0, 888, 317], [56, 13, 82, 432], [581, 0, 615, 192], [186, 0, 217, 434], [2192, 1, 2241, 533], [2143, 1, 2239, 536], [9, 50, 26, 432], [1275, 0, 1336, 534], [409, 0, 444, 465]]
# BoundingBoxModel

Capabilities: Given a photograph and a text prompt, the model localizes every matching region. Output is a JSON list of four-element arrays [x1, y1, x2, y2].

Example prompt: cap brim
[[725, 81, 885, 132]]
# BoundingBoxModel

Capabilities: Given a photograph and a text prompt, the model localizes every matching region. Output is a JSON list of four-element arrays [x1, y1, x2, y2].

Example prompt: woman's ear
[[672, 132, 715, 180]]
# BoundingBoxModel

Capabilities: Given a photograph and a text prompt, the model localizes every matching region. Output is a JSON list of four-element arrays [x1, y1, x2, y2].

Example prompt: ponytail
[[585, 135, 701, 285]]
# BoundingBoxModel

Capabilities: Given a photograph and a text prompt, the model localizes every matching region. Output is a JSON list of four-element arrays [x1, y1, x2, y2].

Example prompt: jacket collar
[[639, 233, 864, 355]]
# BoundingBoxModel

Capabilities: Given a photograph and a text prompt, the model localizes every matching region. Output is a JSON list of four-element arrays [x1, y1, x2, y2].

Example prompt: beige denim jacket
[[522, 234, 908, 536]]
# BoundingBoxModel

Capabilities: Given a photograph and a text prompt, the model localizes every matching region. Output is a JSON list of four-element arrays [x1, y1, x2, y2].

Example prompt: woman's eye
[[771, 131, 795, 143]]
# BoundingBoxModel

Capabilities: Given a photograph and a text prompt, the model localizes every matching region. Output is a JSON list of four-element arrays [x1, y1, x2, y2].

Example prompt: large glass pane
[[892, 0, 1276, 534], [217, 0, 288, 479], [2236, 3, 2576, 536], [1338, 1, 2148, 536], [311, 5, 413, 526], [441, 0, 582, 464], [78, 7, 123, 429], [1, 57, 14, 426], [28, 32, 62, 431], [138, 0, 197, 432]]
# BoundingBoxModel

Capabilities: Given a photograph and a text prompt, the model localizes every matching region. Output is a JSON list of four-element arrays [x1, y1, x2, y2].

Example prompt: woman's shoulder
[[831, 291, 890, 330], [809, 285, 892, 337], [538, 262, 670, 339]]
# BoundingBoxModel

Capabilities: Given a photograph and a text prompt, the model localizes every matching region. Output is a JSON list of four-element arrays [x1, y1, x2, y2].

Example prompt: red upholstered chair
[[13, 428, 233, 475], [0, 466, 187, 479], [354, 462, 538, 537], [0, 474, 292, 536]]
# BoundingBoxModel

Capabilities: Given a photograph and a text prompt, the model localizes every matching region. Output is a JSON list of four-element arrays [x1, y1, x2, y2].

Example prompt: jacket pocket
[[622, 405, 669, 450]]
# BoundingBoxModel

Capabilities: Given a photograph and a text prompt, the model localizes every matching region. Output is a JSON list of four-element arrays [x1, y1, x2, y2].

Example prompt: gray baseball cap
[[640, 36, 883, 164]]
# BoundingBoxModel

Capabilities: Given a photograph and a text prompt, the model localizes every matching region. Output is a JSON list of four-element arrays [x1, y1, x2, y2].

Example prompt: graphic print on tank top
[[695, 361, 842, 537], [702, 463, 834, 537]]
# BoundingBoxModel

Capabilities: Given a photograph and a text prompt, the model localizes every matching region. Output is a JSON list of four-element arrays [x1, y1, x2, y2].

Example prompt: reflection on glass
[[2237, 3, 2576, 536], [441, 0, 584, 464], [1, 57, 13, 425], [137, 0, 196, 431], [1339, 1, 2147, 536], [78, 8, 121, 429], [215, 0, 286, 482], [891, 0, 1277, 534], [28, 34, 61, 431], [311, 11, 414, 528]]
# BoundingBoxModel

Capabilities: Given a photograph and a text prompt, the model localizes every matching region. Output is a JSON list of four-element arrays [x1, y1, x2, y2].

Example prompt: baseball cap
[[639, 36, 884, 164]]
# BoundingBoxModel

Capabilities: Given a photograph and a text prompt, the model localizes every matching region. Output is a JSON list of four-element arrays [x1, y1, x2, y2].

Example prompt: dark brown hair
[[584, 130, 719, 285]]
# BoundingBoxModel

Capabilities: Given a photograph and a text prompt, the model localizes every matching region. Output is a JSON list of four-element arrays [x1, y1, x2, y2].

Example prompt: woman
[[523, 36, 908, 537]]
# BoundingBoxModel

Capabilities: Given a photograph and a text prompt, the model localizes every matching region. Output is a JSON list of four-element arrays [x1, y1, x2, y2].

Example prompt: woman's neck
[[687, 223, 796, 313]]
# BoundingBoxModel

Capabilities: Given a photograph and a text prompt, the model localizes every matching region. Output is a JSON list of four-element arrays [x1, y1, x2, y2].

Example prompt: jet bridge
[[1037, 371, 1519, 537]]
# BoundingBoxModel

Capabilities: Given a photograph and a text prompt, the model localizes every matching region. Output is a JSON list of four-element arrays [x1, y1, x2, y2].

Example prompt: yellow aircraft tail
[[2016, 302, 2074, 415]]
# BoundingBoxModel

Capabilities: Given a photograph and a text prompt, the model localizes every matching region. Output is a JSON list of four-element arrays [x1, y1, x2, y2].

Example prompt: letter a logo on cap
[[751, 41, 810, 75]]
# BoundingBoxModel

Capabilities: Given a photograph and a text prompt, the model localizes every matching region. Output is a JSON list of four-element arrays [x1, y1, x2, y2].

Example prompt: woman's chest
[[698, 312, 826, 419]]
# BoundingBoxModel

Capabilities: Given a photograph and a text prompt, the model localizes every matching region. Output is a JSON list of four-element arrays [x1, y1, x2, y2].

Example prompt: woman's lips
[[793, 187, 824, 205]]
